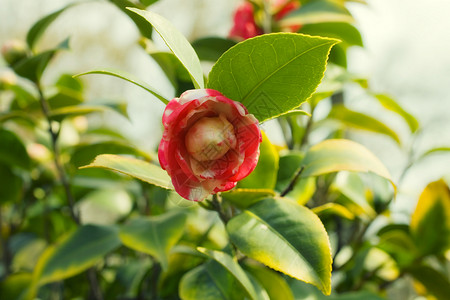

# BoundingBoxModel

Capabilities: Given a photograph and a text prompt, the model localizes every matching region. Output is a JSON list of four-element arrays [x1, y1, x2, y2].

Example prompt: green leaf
[[300, 22, 363, 47], [281, 0, 354, 26], [238, 131, 279, 189], [208, 33, 338, 122], [74, 69, 169, 104], [226, 197, 332, 295], [301, 139, 395, 191], [179, 260, 247, 300], [26, 4, 75, 49], [119, 210, 187, 270], [373, 94, 419, 133], [417, 147, 450, 162], [127, 8, 204, 89], [0, 129, 31, 169], [410, 179, 450, 256], [0, 273, 32, 300], [34, 225, 121, 285], [70, 141, 151, 168], [192, 37, 237, 62], [197, 248, 261, 300], [222, 188, 276, 209], [0, 163, 23, 204], [408, 265, 450, 300], [49, 104, 127, 120], [80, 154, 172, 189], [110, 0, 153, 39], [244, 262, 294, 300], [312, 203, 354, 220], [328, 105, 401, 144]]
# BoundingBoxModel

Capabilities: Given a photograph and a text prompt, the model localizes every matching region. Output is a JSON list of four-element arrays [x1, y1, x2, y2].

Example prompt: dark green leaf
[[328, 105, 401, 144], [127, 8, 204, 89], [227, 197, 332, 294], [0, 273, 32, 300], [408, 265, 450, 300], [0, 129, 31, 169], [110, 0, 153, 39], [81, 154, 172, 190], [208, 33, 338, 122], [192, 37, 237, 62], [119, 210, 187, 270], [0, 163, 23, 204]]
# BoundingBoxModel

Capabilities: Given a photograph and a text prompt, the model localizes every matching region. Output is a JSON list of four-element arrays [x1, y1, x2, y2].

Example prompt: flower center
[[185, 115, 237, 162]]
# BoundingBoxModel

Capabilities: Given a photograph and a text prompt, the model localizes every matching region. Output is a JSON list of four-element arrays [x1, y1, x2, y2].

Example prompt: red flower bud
[[229, 2, 263, 40], [158, 89, 262, 201]]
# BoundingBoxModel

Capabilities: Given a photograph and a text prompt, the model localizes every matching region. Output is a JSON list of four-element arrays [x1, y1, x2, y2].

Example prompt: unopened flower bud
[[1, 40, 28, 65]]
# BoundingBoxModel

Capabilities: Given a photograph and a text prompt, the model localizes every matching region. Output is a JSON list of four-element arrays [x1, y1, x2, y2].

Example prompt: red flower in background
[[158, 89, 261, 201]]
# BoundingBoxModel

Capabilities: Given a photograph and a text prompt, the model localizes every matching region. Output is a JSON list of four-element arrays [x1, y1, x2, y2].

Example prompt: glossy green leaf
[[119, 210, 187, 270], [238, 132, 279, 189], [276, 152, 304, 191], [410, 179, 450, 256], [226, 197, 332, 294], [408, 265, 450, 300], [312, 203, 354, 220], [70, 141, 150, 168], [110, 0, 153, 39], [208, 33, 338, 122], [244, 262, 294, 300], [179, 260, 246, 300], [127, 8, 204, 89], [81, 154, 172, 190], [77, 188, 133, 225], [34, 224, 121, 285], [192, 37, 237, 62], [300, 22, 363, 47], [26, 4, 75, 49], [222, 188, 276, 209], [281, 0, 354, 26], [301, 139, 395, 191], [328, 105, 401, 144], [75, 69, 169, 104], [374, 94, 419, 133], [197, 248, 261, 300], [0, 129, 31, 169]]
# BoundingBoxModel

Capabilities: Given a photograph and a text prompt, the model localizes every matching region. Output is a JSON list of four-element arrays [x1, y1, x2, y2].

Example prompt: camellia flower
[[158, 89, 261, 201], [229, 0, 301, 40]]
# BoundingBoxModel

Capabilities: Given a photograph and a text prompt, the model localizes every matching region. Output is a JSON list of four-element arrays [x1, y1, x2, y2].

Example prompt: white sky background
[[1, 0, 450, 216]]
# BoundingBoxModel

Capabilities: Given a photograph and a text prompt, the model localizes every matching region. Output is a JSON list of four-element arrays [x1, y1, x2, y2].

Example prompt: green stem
[[212, 194, 229, 224], [280, 166, 305, 197]]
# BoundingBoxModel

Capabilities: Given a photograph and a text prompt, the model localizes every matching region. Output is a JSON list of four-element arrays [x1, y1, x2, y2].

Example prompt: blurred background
[[1, 0, 450, 217]]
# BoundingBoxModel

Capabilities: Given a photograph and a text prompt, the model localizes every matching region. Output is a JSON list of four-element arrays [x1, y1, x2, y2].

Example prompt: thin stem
[[36, 82, 79, 224], [212, 194, 229, 224], [87, 268, 103, 300], [280, 166, 305, 197], [0, 206, 11, 276]]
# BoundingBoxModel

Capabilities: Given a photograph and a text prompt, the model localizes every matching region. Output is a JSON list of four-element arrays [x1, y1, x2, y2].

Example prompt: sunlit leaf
[[197, 248, 260, 300], [227, 197, 332, 294], [34, 225, 121, 286], [208, 33, 338, 122], [120, 210, 187, 270], [75, 69, 169, 104], [328, 105, 401, 144], [300, 22, 363, 47], [373, 94, 419, 133], [238, 132, 279, 189], [127, 8, 204, 89], [222, 188, 276, 209], [410, 179, 450, 256], [417, 147, 450, 162], [312, 203, 354, 220], [81, 154, 172, 190]]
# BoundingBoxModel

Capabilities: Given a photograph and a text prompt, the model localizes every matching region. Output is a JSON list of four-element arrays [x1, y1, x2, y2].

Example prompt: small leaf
[[26, 4, 76, 49], [119, 210, 187, 270], [238, 131, 279, 190], [280, 0, 354, 26], [373, 94, 419, 133], [197, 248, 261, 300], [328, 105, 401, 144], [410, 179, 450, 256], [81, 154, 172, 190], [127, 8, 204, 89], [0, 129, 31, 169], [191, 37, 237, 62], [301, 139, 395, 191], [226, 197, 332, 294], [34, 225, 121, 286], [208, 33, 338, 122], [311, 203, 354, 220], [222, 188, 276, 209], [179, 260, 246, 300], [74, 69, 169, 104], [110, 0, 153, 39]]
